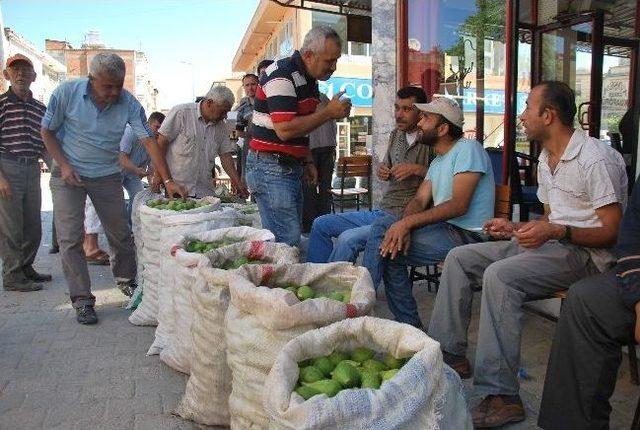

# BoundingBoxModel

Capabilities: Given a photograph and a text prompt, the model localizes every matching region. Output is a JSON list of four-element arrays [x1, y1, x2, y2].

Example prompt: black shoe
[[4, 278, 43, 292], [76, 305, 98, 325], [23, 266, 52, 282], [116, 280, 136, 297], [49, 246, 59, 254]]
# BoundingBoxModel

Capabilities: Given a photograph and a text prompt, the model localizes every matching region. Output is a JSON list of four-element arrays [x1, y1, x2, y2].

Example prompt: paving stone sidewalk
[[0, 174, 638, 429]]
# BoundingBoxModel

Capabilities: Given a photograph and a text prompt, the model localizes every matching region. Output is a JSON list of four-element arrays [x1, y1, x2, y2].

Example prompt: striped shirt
[[0, 88, 47, 159], [250, 51, 320, 159]]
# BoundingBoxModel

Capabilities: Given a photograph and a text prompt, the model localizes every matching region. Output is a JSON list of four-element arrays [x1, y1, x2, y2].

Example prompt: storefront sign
[[460, 88, 528, 114], [319, 77, 373, 107]]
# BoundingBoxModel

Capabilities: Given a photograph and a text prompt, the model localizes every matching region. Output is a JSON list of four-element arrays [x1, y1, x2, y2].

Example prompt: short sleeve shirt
[[426, 138, 495, 230], [119, 124, 151, 170], [159, 102, 237, 197], [537, 130, 627, 271], [41, 78, 152, 178]]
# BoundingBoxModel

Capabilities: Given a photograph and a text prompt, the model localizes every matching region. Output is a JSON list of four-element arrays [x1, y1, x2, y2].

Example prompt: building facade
[[45, 31, 158, 114], [232, 0, 373, 157]]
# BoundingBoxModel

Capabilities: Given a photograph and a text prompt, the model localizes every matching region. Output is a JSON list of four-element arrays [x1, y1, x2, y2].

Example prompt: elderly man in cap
[[0, 54, 50, 292], [363, 97, 495, 326], [156, 85, 247, 198], [41, 52, 185, 325]]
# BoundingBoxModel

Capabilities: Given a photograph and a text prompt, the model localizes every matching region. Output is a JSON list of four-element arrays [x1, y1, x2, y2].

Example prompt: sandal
[[85, 249, 110, 265]]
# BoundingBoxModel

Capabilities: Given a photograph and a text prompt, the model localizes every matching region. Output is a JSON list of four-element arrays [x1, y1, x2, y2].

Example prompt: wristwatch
[[562, 225, 572, 242]]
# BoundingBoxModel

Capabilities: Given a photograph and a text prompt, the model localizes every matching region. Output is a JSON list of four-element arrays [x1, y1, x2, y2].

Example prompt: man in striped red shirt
[[0, 54, 51, 291], [245, 26, 352, 246]]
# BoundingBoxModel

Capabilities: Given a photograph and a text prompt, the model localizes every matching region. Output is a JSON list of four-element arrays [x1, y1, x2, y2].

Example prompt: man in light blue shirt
[[41, 53, 186, 325], [119, 111, 165, 227], [362, 97, 494, 327]]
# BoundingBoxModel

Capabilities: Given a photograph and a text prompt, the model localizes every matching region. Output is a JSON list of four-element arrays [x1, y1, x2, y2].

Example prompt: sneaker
[[76, 305, 98, 325], [3, 278, 43, 292], [23, 266, 52, 282], [116, 279, 136, 297], [443, 351, 472, 379], [472, 395, 525, 428]]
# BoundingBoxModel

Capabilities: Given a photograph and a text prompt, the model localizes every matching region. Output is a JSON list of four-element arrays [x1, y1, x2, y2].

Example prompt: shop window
[[403, 0, 507, 147]]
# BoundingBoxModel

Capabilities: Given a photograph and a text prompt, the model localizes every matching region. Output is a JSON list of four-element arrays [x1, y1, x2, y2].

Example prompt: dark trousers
[[538, 269, 635, 430], [302, 147, 335, 233], [0, 158, 42, 282]]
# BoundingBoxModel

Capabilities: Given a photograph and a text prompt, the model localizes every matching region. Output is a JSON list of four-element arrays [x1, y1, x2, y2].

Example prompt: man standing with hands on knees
[[246, 26, 351, 246], [41, 53, 186, 325]]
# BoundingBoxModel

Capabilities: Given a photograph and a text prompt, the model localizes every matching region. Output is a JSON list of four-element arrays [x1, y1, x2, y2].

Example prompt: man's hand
[[136, 167, 148, 178], [390, 163, 424, 181], [377, 163, 391, 181], [0, 178, 12, 200], [165, 181, 187, 199], [150, 172, 162, 193], [232, 180, 250, 199], [483, 218, 515, 240], [379, 220, 411, 260], [60, 163, 82, 187], [513, 220, 562, 249], [304, 163, 318, 185], [324, 92, 352, 119]]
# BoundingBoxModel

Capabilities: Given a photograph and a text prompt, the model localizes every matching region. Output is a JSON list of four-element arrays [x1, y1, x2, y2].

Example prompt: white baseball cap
[[414, 97, 464, 129]]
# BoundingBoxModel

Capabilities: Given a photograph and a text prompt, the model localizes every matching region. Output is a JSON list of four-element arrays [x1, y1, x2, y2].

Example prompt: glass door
[[533, 11, 604, 137]]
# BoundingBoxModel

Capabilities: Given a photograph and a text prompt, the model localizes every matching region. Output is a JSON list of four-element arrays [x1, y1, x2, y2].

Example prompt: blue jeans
[[245, 150, 303, 246], [306, 210, 387, 263], [364, 214, 478, 327], [122, 173, 144, 228]]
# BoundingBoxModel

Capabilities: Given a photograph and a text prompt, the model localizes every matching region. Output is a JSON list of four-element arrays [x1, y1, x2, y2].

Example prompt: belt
[[0, 154, 39, 165], [250, 149, 302, 166]]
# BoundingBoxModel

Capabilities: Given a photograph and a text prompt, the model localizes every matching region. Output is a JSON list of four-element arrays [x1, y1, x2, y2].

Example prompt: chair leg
[[629, 342, 639, 386]]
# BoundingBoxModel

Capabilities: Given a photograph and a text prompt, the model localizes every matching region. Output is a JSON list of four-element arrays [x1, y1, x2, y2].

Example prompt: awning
[[270, 0, 371, 16]]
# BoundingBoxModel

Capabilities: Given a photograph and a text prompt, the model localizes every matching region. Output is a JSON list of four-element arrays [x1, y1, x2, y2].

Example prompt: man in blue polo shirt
[[246, 26, 352, 246], [41, 53, 185, 325]]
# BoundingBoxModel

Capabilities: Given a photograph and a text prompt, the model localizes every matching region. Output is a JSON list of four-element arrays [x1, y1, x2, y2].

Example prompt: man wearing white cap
[[364, 97, 495, 320], [363, 96, 495, 325]]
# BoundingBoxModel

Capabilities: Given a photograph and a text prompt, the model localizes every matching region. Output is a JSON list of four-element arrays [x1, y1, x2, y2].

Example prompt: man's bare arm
[[403, 180, 432, 218]]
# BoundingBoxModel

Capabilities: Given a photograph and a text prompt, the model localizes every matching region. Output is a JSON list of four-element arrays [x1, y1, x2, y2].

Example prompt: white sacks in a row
[[129, 197, 236, 326], [174, 240, 300, 426], [150, 226, 275, 357], [225, 263, 376, 430], [265, 316, 472, 430]]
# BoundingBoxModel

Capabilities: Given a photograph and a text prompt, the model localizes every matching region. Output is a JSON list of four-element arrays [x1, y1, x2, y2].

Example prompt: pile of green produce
[[294, 347, 411, 400], [147, 198, 209, 211], [185, 239, 241, 253], [221, 256, 263, 270], [280, 284, 351, 304], [219, 195, 246, 204]]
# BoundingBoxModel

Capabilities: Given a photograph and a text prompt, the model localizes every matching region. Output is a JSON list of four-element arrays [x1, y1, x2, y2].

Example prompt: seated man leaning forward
[[427, 81, 627, 428], [306, 86, 432, 263], [363, 97, 495, 325]]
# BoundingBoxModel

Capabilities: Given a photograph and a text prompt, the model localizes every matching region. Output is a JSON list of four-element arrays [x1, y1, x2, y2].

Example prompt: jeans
[[245, 150, 303, 246], [122, 173, 144, 228], [306, 210, 385, 263], [50, 171, 136, 308], [0, 158, 42, 282], [366, 214, 476, 327], [538, 269, 634, 430], [302, 146, 335, 232], [427, 239, 599, 397]]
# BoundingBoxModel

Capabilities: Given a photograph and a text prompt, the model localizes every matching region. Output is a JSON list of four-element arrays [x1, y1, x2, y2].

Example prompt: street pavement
[[0, 172, 638, 429]]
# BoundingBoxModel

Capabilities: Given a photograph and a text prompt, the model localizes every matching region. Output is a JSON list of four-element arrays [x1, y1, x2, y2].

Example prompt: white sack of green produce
[[225, 262, 375, 430], [264, 316, 472, 430]]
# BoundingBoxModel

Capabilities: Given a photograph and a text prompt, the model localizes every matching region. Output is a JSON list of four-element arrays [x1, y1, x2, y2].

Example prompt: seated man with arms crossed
[[306, 86, 431, 263]]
